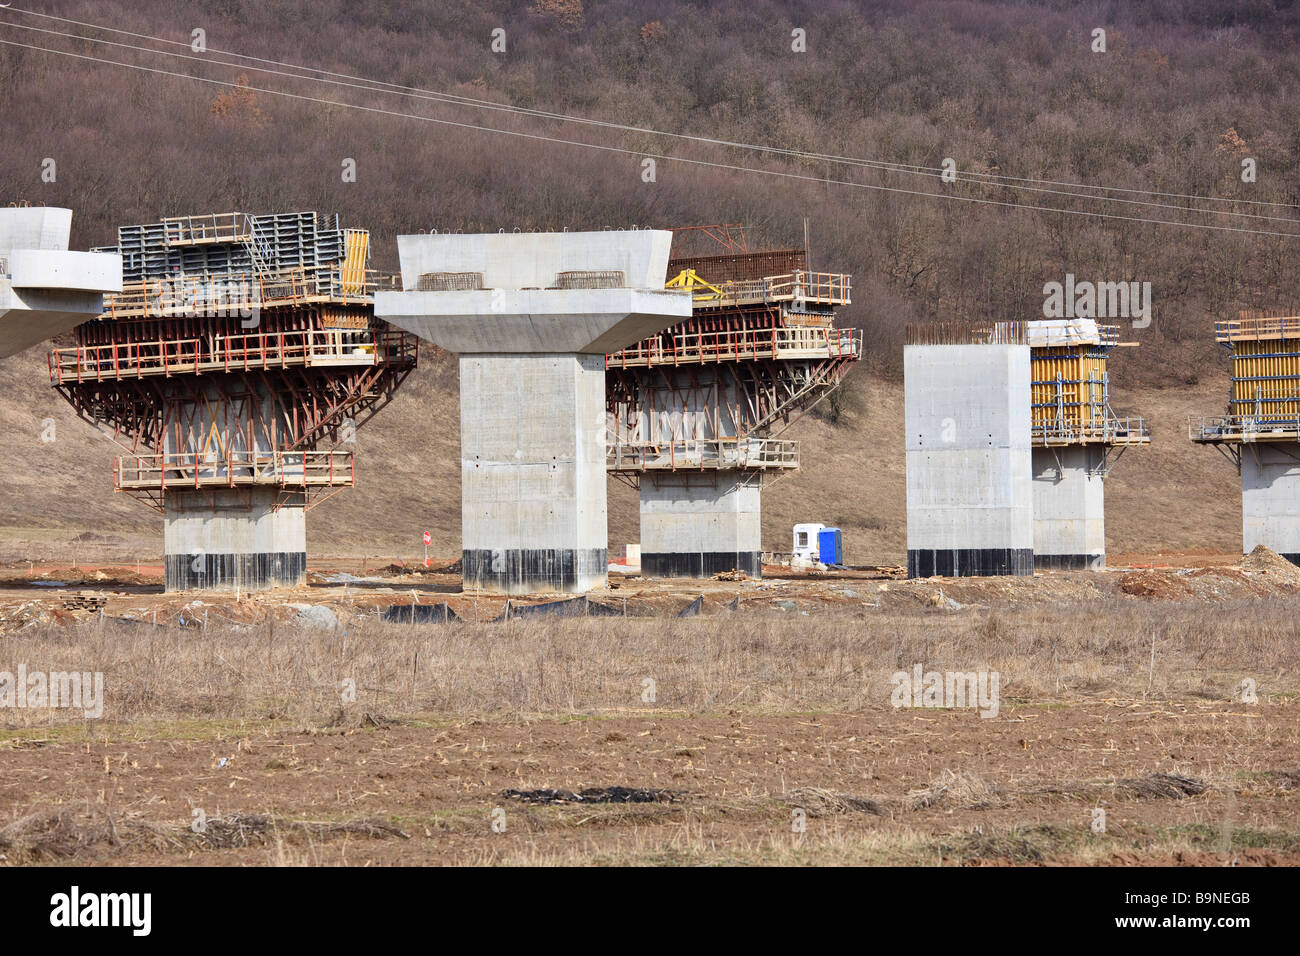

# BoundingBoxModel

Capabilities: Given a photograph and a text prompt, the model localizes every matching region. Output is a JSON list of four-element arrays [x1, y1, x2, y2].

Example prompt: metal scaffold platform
[[51, 210, 417, 592], [1191, 310, 1300, 459], [1029, 321, 1150, 467], [1190, 308, 1300, 563], [605, 225, 862, 579], [606, 238, 860, 484]]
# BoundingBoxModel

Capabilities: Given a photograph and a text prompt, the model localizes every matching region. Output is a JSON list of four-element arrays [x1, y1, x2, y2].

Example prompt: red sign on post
[[422, 530, 431, 568], [422, 531, 432, 546]]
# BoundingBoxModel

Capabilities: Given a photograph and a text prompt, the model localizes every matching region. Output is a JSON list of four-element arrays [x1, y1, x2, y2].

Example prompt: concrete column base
[[1032, 445, 1106, 570], [460, 353, 608, 594], [639, 472, 762, 578], [1242, 444, 1300, 564], [163, 489, 306, 592], [462, 548, 608, 593], [906, 548, 1034, 577]]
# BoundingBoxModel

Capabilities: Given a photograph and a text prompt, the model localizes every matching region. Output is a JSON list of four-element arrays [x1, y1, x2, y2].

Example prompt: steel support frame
[[50, 302, 415, 515]]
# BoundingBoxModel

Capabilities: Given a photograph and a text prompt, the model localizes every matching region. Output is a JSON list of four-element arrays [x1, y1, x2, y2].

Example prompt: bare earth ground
[[1, 551, 1298, 866]]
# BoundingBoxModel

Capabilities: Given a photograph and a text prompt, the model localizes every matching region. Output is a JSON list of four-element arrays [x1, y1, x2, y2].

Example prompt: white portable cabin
[[793, 523, 825, 563]]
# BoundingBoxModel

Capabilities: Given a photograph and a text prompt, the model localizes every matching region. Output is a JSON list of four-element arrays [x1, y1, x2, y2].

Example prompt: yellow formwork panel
[[1230, 338, 1300, 418], [341, 229, 369, 294], [1031, 346, 1108, 431]]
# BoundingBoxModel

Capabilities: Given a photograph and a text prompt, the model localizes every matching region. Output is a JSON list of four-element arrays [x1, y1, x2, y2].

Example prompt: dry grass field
[[3, 0, 1298, 878], [2, 562, 1298, 866]]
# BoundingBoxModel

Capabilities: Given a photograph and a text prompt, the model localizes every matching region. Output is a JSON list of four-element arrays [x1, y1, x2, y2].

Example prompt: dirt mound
[[1, 566, 158, 588], [376, 559, 459, 577], [1238, 545, 1300, 582]]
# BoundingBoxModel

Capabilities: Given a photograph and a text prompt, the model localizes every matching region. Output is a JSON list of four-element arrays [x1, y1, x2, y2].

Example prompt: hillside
[[3, 0, 1300, 378]]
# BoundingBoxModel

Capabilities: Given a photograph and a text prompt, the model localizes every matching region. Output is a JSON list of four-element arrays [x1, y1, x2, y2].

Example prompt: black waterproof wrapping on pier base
[[640, 551, 761, 579], [1033, 553, 1104, 571], [462, 548, 607, 592], [907, 548, 1034, 578], [165, 551, 306, 591]]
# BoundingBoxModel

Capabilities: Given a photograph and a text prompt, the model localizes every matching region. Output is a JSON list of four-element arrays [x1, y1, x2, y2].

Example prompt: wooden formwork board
[[1031, 346, 1108, 433], [1230, 337, 1300, 419]]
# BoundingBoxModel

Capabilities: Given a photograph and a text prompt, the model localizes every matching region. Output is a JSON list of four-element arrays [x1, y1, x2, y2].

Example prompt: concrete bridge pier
[[1242, 444, 1300, 563], [0, 206, 121, 358], [376, 231, 692, 594], [905, 338, 1035, 577], [164, 489, 306, 591], [1031, 445, 1106, 570]]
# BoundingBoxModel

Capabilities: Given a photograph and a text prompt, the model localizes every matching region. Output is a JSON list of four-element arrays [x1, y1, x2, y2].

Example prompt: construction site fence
[[114, 450, 355, 492], [49, 328, 417, 384], [608, 327, 859, 367], [606, 438, 799, 472]]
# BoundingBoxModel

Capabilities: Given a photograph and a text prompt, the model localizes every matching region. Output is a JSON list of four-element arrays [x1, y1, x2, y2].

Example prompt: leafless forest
[[2, 0, 1298, 386]]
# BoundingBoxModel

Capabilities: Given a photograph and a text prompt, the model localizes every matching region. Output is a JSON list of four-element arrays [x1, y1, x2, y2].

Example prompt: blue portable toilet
[[817, 527, 843, 566]]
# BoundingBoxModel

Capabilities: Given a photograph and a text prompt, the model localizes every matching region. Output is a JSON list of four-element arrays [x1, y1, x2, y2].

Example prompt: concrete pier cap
[[374, 230, 692, 595], [376, 230, 690, 354], [0, 207, 123, 358]]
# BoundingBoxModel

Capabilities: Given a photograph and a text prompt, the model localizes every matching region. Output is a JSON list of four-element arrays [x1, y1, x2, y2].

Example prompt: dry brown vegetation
[[3, 0, 1299, 372], [2, 598, 1297, 724], [1, 596, 1298, 865], [3, 1, 1300, 865]]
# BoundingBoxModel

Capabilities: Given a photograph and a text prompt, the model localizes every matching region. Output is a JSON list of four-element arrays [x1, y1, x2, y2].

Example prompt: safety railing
[[1216, 315, 1300, 343], [607, 438, 799, 472], [99, 266, 400, 318], [1190, 414, 1300, 443], [161, 212, 252, 246], [114, 450, 355, 491], [1034, 415, 1149, 446], [691, 270, 852, 307], [49, 328, 416, 383], [608, 327, 859, 368]]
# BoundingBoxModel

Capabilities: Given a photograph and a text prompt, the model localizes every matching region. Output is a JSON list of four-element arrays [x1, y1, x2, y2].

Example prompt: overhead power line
[[3, 4, 1296, 216], [0, 31, 1297, 239]]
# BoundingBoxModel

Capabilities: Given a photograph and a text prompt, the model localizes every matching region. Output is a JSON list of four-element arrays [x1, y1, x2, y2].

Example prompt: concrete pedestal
[[905, 343, 1034, 577], [164, 489, 305, 591], [460, 353, 608, 593], [640, 473, 761, 578], [1032, 446, 1106, 569], [1242, 443, 1300, 563]]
